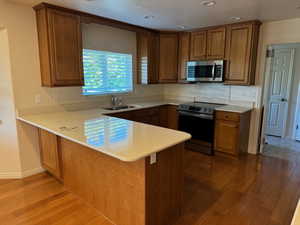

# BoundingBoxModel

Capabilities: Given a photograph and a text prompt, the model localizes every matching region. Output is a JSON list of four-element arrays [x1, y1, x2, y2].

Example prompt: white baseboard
[[0, 167, 45, 179], [0, 172, 22, 179], [22, 167, 45, 178]]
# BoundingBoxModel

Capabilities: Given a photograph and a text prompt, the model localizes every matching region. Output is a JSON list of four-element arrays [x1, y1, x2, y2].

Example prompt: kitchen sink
[[103, 105, 136, 111]]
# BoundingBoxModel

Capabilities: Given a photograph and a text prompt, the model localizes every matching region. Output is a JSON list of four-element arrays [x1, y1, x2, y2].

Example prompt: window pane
[[82, 49, 133, 95]]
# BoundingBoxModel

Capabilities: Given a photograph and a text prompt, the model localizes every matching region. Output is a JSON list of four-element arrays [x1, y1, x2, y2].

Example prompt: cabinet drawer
[[215, 111, 240, 122]]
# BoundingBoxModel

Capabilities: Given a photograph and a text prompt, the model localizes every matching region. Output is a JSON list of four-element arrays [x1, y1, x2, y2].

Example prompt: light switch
[[150, 153, 157, 164]]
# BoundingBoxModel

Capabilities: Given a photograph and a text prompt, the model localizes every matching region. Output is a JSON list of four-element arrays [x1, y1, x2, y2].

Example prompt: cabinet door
[[109, 112, 133, 120], [47, 9, 83, 86], [225, 23, 259, 85], [214, 120, 239, 155], [178, 32, 190, 81], [39, 129, 62, 179], [167, 105, 178, 130], [207, 27, 226, 60], [137, 32, 159, 84], [159, 33, 179, 83], [190, 31, 207, 60]]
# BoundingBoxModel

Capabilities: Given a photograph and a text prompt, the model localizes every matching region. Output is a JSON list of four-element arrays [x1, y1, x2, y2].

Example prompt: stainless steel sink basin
[[103, 105, 136, 111]]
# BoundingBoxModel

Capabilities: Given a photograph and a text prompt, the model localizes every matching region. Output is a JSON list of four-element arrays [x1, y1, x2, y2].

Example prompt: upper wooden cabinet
[[158, 33, 179, 83], [136, 32, 159, 84], [178, 32, 190, 81], [225, 21, 260, 85], [190, 31, 207, 60], [207, 27, 226, 59], [34, 5, 84, 87], [190, 27, 226, 61]]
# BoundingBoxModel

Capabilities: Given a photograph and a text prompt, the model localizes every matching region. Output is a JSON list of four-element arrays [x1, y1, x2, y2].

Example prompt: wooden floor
[[1, 149, 300, 225]]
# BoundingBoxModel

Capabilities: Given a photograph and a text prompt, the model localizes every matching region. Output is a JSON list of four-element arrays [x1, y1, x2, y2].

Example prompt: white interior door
[[265, 48, 294, 137]]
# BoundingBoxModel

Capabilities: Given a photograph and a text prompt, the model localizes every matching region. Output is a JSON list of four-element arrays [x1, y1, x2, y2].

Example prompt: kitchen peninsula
[[17, 105, 191, 225]]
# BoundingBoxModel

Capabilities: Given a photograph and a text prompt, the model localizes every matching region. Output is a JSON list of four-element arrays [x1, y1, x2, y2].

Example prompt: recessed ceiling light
[[144, 15, 155, 20], [231, 16, 241, 21], [201, 1, 216, 7]]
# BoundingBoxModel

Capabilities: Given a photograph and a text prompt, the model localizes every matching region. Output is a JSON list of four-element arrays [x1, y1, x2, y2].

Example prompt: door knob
[[281, 98, 288, 102]]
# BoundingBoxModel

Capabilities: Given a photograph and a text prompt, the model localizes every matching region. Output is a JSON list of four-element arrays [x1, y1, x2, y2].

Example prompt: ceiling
[[9, 0, 300, 30]]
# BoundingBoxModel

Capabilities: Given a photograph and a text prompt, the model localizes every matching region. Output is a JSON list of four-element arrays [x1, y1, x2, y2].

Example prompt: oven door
[[178, 111, 214, 143], [178, 111, 215, 154]]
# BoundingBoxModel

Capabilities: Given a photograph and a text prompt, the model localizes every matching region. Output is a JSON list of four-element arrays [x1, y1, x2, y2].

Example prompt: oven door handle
[[178, 111, 214, 120]]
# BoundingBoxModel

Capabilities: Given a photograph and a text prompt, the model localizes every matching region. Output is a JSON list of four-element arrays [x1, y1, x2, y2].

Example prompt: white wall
[[0, 28, 21, 178]]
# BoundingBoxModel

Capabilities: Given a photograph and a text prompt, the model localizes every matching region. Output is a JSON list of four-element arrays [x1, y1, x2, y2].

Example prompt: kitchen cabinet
[[159, 33, 179, 83], [207, 27, 226, 59], [190, 31, 207, 60], [108, 105, 178, 129], [190, 26, 226, 61], [214, 110, 251, 156], [137, 32, 159, 84], [167, 105, 179, 130], [225, 21, 260, 85], [159, 105, 178, 129], [178, 32, 190, 81], [133, 107, 160, 126], [34, 5, 84, 87], [108, 107, 160, 126], [38, 129, 62, 180]]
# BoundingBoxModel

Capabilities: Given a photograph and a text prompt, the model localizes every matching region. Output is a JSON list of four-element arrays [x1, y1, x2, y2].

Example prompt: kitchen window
[[82, 49, 133, 95]]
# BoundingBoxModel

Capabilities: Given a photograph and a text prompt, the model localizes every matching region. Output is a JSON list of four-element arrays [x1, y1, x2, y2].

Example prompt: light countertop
[[17, 106, 191, 162], [215, 105, 253, 113], [17, 100, 252, 162]]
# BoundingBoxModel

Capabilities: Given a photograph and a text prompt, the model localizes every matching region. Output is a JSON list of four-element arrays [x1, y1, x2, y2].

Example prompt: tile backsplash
[[163, 83, 259, 107]]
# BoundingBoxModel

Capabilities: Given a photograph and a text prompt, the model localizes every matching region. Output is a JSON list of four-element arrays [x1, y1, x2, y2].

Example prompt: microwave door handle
[[212, 63, 216, 80]]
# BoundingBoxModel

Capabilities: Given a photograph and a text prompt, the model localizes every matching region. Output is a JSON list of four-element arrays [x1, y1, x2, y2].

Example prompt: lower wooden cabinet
[[214, 111, 251, 156], [108, 105, 178, 129], [133, 107, 160, 126], [38, 129, 62, 180]]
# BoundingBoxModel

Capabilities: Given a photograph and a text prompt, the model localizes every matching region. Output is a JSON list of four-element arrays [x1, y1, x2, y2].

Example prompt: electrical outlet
[[35, 94, 41, 104], [150, 153, 157, 164]]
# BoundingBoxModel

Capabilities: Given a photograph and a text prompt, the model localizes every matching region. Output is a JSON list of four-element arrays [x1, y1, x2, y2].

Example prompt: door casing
[[265, 48, 295, 137]]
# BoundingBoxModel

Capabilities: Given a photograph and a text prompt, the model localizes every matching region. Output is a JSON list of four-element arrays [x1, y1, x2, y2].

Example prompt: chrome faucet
[[111, 95, 123, 109]]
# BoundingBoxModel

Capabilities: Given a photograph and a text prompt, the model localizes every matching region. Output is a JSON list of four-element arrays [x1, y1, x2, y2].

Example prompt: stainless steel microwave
[[186, 60, 225, 82]]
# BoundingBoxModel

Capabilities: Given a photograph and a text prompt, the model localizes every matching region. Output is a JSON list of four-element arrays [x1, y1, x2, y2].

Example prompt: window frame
[[82, 48, 134, 96]]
